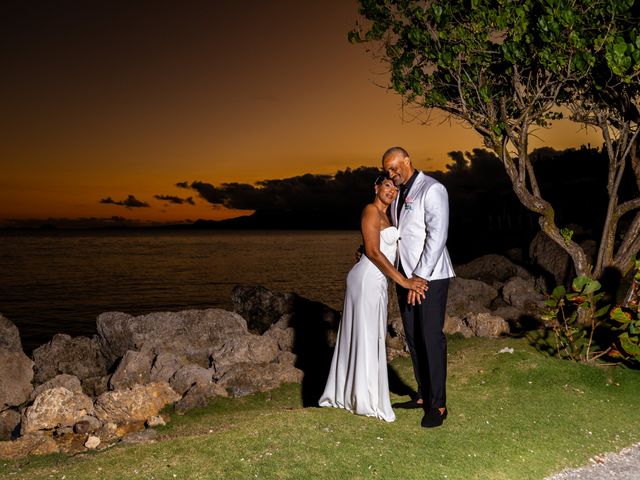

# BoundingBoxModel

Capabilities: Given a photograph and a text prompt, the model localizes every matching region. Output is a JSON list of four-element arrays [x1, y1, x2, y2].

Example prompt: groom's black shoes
[[392, 399, 423, 409], [421, 407, 448, 428]]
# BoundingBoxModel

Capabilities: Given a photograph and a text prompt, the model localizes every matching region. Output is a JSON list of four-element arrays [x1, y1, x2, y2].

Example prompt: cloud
[[180, 167, 383, 212], [154, 194, 195, 205], [99, 195, 150, 208]]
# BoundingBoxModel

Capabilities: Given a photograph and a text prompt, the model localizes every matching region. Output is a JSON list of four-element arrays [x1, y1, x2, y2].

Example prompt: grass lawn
[[2, 336, 639, 480]]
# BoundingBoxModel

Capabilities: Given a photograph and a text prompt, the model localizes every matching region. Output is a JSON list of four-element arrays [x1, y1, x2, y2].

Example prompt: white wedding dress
[[318, 226, 397, 422]]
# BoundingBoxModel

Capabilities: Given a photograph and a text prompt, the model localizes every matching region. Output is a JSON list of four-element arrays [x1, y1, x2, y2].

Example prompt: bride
[[319, 176, 427, 422]]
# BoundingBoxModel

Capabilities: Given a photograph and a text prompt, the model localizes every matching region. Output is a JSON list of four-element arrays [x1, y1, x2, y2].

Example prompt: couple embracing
[[319, 146, 455, 428]]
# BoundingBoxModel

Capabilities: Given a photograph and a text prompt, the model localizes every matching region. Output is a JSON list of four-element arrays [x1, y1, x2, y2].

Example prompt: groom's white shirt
[[391, 172, 455, 281]]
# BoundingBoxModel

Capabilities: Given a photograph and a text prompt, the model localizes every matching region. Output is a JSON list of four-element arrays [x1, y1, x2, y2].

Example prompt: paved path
[[544, 443, 640, 480]]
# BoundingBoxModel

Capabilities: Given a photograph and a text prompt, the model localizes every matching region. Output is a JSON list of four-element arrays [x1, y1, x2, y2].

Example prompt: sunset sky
[[1, 0, 601, 225]]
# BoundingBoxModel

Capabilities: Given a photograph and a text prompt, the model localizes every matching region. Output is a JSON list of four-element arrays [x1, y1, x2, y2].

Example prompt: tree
[[350, 0, 640, 287]]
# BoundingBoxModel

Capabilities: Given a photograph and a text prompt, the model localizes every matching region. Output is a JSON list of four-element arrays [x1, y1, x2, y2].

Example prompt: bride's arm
[[361, 205, 426, 294]]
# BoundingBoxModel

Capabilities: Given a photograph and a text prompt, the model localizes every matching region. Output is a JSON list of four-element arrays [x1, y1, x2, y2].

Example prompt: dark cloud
[[99, 195, 150, 208], [176, 181, 190, 189], [154, 194, 195, 205], [181, 167, 383, 212]]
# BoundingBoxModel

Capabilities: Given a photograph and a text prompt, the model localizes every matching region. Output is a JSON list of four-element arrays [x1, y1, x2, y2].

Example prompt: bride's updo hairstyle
[[374, 174, 388, 186]]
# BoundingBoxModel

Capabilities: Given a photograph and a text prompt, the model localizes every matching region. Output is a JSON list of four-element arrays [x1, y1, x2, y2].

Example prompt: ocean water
[[0, 229, 361, 352]]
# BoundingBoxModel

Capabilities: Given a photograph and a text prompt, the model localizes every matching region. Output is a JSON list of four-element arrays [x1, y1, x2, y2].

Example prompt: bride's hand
[[405, 276, 428, 295]]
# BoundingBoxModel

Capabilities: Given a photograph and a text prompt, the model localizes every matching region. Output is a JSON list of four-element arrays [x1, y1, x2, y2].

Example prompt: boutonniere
[[404, 196, 414, 211]]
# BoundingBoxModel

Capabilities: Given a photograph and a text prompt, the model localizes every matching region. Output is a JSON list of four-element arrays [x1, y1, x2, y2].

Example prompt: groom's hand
[[408, 289, 424, 305], [407, 277, 427, 306]]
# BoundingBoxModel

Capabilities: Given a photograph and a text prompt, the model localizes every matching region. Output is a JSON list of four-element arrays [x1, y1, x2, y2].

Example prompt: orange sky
[[0, 1, 601, 224]]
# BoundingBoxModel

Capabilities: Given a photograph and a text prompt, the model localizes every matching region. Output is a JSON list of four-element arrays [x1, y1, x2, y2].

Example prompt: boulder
[[175, 382, 229, 414], [94, 422, 118, 443], [231, 285, 296, 334], [150, 351, 188, 384], [455, 254, 533, 285], [0, 314, 23, 352], [263, 316, 295, 352], [210, 334, 279, 378], [109, 349, 155, 390], [21, 387, 94, 434], [169, 365, 214, 395], [54, 431, 88, 454], [0, 409, 20, 440], [445, 312, 510, 338], [32, 334, 108, 385], [85, 435, 100, 449], [73, 415, 101, 435], [0, 347, 34, 411], [81, 375, 111, 398], [528, 230, 599, 286], [218, 362, 303, 397], [501, 276, 545, 311], [447, 278, 498, 317], [146, 415, 166, 427], [0, 432, 59, 459], [96, 309, 248, 366], [491, 306, 525, 323], [93, 382, 180, 425], [121, 428, 158, 444], [29, 374, 83, 402]]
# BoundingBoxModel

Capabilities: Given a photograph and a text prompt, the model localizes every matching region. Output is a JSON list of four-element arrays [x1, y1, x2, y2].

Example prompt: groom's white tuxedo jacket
[[390, 171, 455, 281]]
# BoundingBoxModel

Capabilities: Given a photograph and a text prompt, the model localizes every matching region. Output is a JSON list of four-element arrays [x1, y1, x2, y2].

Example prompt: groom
[[382, 146, 455, 428]]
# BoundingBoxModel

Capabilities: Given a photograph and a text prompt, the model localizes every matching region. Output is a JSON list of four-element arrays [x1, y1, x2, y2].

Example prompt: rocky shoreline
[[0, 249, 554, 460]]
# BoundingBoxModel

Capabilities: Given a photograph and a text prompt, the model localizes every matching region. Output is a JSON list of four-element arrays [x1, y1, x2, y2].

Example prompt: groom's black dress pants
[[396, 273, 449, 409]]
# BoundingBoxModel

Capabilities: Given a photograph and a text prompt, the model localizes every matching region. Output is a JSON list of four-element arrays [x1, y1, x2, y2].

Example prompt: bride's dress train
[[319, 226, 398, 422]]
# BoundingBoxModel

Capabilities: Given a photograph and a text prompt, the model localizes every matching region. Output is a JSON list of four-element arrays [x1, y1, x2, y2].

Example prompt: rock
[[170, 365, 214, 396], [445, 312, 510, 338], [146, 415, 166, 427], [29, 374, 83, 402], [276, 350, 298, 366], [121, 428, 158, 444], [94, 422, 118, 443], [109, 349, 155, 390], [115, 421, 145, 438], [0, 314, 23, 352], [491, 306, 525, 323], [455, 254, 533, 284], [96, 309, 248, 366], [0, 432, 59, 459], [264, 322, 295, 352], [81, 375, 111, 398], [0, 409, 20, 440], [93, 382, 180, 425], [85, 435, 100, 449], [218, 362, 303, 397], [32, 334, 108, 385], [73, 415, 101, 435], [501, 276, 545, 311], [447, 278, 498, 317], [529, 229, 597, 287], [467, 312, 510, 337], [0, 347, 34, 411], [210, 334, 279, 378], [21, 387, 94, 434], [231, 285, 296, 334], [54, 431, 87, 454], [175, 382, 228, 414], [150, 351, 188, 383], [529, 230, 572, 285]]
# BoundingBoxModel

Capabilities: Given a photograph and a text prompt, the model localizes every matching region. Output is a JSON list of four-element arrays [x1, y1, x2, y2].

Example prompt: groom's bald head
[[382, 146, 414, 187]]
